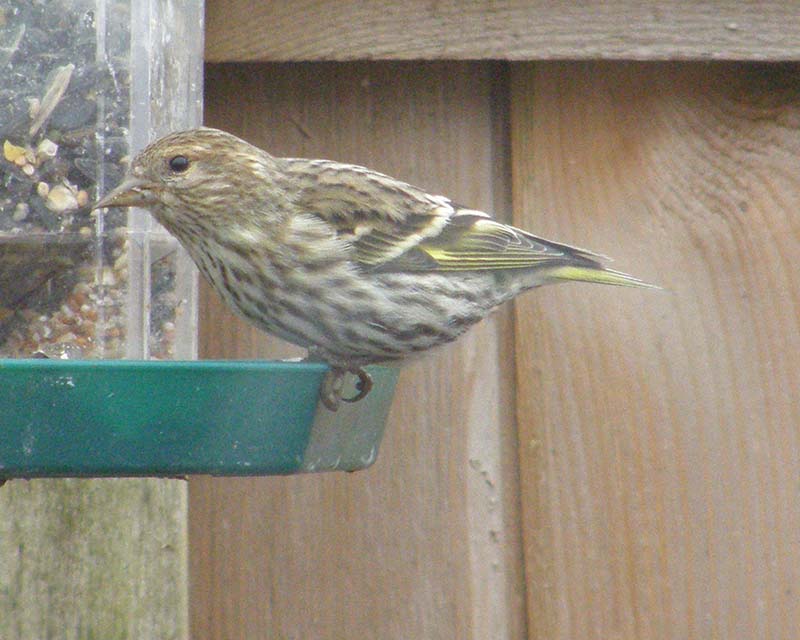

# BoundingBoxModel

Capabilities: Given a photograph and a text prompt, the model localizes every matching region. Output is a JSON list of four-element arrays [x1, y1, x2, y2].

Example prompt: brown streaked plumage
[[96, 127, 656, 410]]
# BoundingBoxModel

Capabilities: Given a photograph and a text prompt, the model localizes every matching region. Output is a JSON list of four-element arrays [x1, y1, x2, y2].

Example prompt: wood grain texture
[[512, 61, 800, 639], [0, 479, 187, 639], [205, 1, 800, 63], [190, 62, 526, 640]]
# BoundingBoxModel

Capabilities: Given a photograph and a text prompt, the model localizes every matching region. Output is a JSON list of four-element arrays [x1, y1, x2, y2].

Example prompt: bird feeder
[[0, 0, 395, 478]]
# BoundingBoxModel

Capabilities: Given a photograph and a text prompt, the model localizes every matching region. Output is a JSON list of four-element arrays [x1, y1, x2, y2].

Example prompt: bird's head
[[94, 127, 281, 228]]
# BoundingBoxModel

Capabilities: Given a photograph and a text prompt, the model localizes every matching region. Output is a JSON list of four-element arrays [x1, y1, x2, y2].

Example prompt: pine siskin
[[95, 127, 656, 409]]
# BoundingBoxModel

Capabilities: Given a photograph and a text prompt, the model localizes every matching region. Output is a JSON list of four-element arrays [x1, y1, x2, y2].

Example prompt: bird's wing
[[357, 210, 614, 273], [288, 158, 603, 273]]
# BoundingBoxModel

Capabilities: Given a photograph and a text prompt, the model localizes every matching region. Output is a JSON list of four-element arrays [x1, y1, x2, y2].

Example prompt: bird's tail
[[546, 264, 660, 289]]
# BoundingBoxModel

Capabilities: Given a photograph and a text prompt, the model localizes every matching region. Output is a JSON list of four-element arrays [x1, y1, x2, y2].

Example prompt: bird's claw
[[320, 367, 373, 411], [342, 368, 373, 404]]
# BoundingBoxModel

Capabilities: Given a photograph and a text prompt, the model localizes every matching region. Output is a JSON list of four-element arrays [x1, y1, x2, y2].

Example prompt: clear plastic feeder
[[0, 0, 203, 361]]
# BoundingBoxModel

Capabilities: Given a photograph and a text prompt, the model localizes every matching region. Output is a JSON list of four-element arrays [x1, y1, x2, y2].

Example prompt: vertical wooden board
[[512, 62, 800, 639], [0, 479, 187, 639], [190, 62, 526, 640]]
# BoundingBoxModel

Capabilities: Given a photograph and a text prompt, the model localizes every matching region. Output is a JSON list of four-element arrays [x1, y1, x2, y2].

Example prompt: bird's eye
[[168, 155, 190, 173]]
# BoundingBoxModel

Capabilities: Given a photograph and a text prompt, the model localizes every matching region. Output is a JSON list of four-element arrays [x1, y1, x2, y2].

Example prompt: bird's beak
[[93, 177, 158, 209]]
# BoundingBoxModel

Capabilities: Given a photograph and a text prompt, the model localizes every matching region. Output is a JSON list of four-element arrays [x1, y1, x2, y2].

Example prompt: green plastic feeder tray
[[0, 359, 398, 478]]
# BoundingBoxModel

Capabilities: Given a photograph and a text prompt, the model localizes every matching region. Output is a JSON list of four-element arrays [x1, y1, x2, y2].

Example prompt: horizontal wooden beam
[[205, 1, 800, 62]]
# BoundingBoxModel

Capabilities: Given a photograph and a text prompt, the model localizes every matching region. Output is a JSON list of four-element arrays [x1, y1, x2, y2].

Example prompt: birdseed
[[0, 1, 183, 359]]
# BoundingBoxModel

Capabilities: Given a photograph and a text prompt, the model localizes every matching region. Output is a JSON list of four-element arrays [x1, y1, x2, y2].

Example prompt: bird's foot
[[320, 366, 374, 411], [344, 368, 373, 403]]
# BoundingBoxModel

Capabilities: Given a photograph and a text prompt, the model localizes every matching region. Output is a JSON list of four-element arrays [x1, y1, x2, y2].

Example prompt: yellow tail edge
[[549, 265, 661, 290]]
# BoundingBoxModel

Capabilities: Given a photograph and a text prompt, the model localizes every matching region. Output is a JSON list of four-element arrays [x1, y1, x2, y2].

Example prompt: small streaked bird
[[96, 127, 655, 409]]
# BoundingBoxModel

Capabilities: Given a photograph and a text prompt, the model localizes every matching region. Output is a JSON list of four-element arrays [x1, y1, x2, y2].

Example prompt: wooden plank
[[0, 480, 187, 638], [512, 61, 800, 639], [190, 62, 526, 640], [205, 1, 800, 62]]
